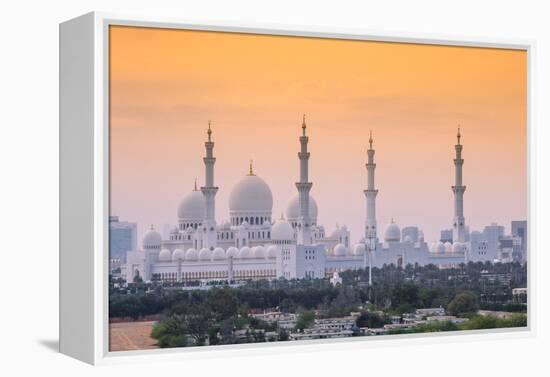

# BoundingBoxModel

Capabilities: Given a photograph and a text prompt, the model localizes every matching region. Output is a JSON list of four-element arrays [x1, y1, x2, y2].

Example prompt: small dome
[[271, 217, 294, 241], [158, 249, 172, 262], [199, 248, 212, 261], [267, 245, 278, 258], [452, 242, 462, 253], [177, 190, 205, 220], [334, 243, 346, 256], [229, 174, 273, 215], [213, 247, 225, 260], [444, 241, 452, 253], [241, 220, 249, 227], [436, 242, 445, 254], [286, 195, 318, 222], [185, 226, 194, 233], [384, 221, 401, 242], [353, 243, 365, 256], [226, 247, 239, 258], [185, 248, 198, 261], [253, 246, 266, 258], [238, 246, 252, 259], [404, 235, 412, 243], [143, 226, 162, 249], [172, 248, 185, 261]]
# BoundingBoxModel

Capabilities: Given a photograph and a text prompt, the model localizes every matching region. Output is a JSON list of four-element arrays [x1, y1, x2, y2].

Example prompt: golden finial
[[193, 177, 198, 191], [247, 160, 255, 176], [369, 130, 373, 149], [207, 120, 212, 141], [457, 125, 461, 145], [302, 114, 306, 135]]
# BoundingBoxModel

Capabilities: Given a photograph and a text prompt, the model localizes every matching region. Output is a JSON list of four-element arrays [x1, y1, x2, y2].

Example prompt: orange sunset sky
[[109, 25, 527, 244]]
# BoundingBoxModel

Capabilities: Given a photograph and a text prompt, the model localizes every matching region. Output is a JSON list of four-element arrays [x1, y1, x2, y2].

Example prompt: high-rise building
[[109, 216, 137, 263], [512, 220, 528, 262]]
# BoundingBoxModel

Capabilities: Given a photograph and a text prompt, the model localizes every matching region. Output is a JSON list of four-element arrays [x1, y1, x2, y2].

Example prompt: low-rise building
[[512, 287, 527, 304]]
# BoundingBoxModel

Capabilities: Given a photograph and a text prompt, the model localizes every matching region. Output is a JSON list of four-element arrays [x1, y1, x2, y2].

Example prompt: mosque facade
[[121, 119, 524, 283]]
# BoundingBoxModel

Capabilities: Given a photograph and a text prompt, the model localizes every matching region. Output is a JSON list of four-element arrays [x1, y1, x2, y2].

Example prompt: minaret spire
[[201, 121, 219, 249], [364, 130, 378, 243], [369, 130, 373, 149], [248, 160, 255, 176], [296, 114, 313, 245], [452, 125, 466, 243]]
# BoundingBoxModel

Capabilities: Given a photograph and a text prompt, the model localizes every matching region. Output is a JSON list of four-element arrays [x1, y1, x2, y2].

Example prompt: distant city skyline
[[109, 26, 527, 244]]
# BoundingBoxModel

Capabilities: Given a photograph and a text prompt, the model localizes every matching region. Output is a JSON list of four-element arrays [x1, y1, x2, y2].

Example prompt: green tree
[[279, 329, 289, 341], [355, 311, 387, 328], [169, 302, 212, 345], [295, 311, 315, 332], [447, 291, 479, 316], [207, 288, 239, 321], [461, 314, 527, 330], [151, 317, 190, 348]]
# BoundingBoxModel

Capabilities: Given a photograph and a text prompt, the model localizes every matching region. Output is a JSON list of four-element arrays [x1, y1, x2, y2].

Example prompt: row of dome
[[333, 243, 366, 256], [157, 242, 370, 262], [158, 245, 279, 262], [429, 241, 468, 254]]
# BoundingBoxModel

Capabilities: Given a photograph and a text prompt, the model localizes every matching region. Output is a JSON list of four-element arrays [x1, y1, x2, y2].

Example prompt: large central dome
[[229, 173, 273, 225]]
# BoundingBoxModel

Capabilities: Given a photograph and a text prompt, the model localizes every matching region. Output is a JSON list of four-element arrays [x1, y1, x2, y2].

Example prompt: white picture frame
[[59, 11, 534, 365]]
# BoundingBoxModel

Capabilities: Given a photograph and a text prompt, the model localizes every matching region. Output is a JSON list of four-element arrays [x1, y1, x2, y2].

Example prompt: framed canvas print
[[60, 12, 532, 365]]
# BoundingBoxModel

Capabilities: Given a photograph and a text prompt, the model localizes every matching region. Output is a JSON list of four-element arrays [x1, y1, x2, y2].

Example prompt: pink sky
[[109, 26, 527, 244]]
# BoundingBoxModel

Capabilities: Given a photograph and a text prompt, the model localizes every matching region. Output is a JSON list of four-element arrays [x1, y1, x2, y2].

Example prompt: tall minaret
[[364, 131, 378, 241], [201, 121, 219, 250], [452, 126, 467, 242], [296, 114, 313, 245]]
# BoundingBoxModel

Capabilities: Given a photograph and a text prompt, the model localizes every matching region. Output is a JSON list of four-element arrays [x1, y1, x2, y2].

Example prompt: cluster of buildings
[[252, 308, 469, 339], [112, 117, 527, 283], [251, 311, 357, 341], [366, 308, 469, 335]]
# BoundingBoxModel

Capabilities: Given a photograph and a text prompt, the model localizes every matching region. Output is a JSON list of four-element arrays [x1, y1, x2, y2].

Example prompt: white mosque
[[122, 118, 523, 283]]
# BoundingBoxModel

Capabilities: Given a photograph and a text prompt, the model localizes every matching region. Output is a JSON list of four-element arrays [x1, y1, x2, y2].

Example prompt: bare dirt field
[[109, 321, 158, 352]]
